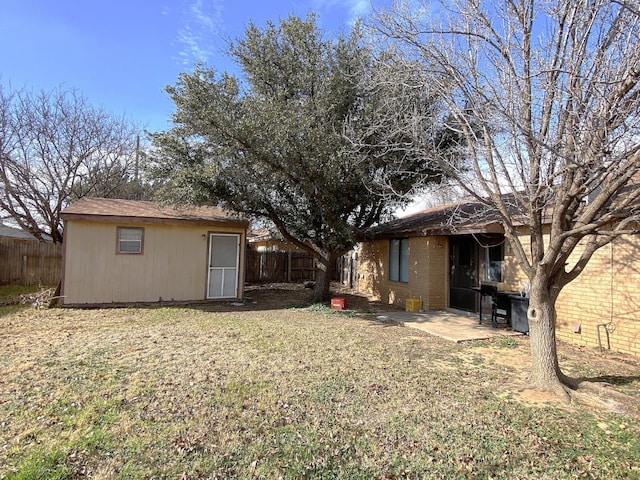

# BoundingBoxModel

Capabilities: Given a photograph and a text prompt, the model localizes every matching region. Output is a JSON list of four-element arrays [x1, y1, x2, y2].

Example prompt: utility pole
[[135, 135, 140, 182]]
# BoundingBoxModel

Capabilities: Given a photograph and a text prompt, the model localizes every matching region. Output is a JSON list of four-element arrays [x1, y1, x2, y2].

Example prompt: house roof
[[0, 223, 38, 240], [366, 200, 504, 239], [247, 228, 273, 242], [369, 181, 640, 240], [247, 227, 288, 243], [61, 198, 248, 228]]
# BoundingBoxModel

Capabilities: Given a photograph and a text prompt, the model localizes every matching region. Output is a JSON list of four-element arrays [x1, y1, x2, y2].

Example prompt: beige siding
[[357, 236, 448, 310], [62, 220, 246, 305]]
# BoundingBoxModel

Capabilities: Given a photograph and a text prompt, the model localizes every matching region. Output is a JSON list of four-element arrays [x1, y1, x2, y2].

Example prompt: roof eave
[[61, 212, 249, 229], [364, 221, 504, 240]]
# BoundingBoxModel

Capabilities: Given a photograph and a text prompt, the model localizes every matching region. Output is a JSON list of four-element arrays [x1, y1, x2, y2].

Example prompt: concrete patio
[[374, 308, 525, 343]]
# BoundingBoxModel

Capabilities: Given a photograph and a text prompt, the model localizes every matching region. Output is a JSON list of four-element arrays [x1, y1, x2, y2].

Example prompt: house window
[[117, 227, 144, 254], [389, 238, 409, 283], [485, 244, 503, 282]]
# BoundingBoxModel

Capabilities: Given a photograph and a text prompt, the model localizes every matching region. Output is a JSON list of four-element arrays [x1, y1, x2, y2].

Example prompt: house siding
[[357, 236, 448, 310], [62, 220, 246, 305]]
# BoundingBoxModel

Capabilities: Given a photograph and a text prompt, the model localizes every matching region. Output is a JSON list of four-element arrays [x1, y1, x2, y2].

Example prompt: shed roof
[[366, 200, 504, 239], [61, 198, 248, 228]]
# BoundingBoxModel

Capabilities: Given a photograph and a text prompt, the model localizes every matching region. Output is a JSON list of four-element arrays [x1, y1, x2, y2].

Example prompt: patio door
[[207, 233, 240, 299], [449, 236, 478, 312]]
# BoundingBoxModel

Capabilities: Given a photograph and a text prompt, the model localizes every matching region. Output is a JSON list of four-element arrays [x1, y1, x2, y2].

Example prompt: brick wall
[[356, 236, 448, 310], [358, 232, 640, 357], [555, 236, 640, 356], [504, 232, 640, 357]]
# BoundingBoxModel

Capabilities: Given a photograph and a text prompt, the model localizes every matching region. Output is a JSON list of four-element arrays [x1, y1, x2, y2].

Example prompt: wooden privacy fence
[[335, 251, 358, 289], [245, 250, 317, 284], [0, 238, 63, 286]]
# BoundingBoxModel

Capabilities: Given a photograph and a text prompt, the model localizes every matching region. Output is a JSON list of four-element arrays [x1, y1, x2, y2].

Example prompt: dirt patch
[[235, 282, 400, 312], [467, 339, 640, 418], [518, 388, 564, 405]]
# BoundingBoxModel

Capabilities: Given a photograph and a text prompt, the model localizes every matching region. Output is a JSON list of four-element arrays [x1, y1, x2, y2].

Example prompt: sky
[[1, 0, 390, 133]]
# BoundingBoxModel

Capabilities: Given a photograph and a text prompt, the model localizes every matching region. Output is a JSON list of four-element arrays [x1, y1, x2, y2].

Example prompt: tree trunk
[[527, 275, 570, 400], [311, 254, 334, 303]]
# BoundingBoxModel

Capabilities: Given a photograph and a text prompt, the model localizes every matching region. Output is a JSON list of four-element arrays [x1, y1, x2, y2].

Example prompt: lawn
[[1, 287, 639, 479], [0, 285, 41, 307]]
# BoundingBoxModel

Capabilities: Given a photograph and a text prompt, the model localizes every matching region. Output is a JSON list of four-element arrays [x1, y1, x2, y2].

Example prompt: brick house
[[356, 201, 640, 357], [247, 228, 302, 252]]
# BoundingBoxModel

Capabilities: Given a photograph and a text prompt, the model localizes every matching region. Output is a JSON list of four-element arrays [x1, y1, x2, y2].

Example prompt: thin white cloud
[[347, 0, 372, 19], [312, 0, 376, 25], [176, 0, 224, 66]]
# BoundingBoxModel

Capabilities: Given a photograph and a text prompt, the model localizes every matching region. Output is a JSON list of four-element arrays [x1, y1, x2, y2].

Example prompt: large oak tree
[[150, 15, 451, 302]]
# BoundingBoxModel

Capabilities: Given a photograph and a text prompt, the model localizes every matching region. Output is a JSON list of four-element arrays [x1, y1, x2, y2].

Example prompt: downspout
[[596, 241, 615, 352], [596, 323, 610, 353]]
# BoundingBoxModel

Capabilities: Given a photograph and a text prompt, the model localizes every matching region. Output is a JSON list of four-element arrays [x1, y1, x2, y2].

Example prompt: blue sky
[[1, 0, 388, 133]]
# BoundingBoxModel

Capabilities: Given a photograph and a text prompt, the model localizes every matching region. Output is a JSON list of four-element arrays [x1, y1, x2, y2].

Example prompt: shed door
[[207, 234, 240, 299]]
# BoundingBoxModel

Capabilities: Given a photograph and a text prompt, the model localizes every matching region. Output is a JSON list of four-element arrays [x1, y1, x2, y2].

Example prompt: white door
[[207, 233, 240, 299]]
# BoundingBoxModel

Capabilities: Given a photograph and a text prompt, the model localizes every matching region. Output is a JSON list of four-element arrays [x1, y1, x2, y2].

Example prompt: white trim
[[207, 233, 240, 299]]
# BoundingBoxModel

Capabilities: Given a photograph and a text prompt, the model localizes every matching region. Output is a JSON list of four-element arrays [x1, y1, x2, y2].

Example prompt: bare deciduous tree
[[0, 85, 144, 242], [371, 0, 640, 399]]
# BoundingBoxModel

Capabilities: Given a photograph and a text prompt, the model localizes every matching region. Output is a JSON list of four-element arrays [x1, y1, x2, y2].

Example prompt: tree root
[[526, 373, 639, 417], [525, 378, 573, 404], [554, 373, 618, 404], [526, 371, 603, 404], [548, 381, 572, 404], [560, 372, 620, 395]]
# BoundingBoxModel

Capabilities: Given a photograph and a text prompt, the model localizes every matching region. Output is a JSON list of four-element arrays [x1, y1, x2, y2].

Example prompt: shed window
[[389, 238, 409, 283], [117, 227, 144, 254]]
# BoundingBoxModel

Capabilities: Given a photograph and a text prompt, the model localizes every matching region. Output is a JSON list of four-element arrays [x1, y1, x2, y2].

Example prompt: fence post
[[22, 255, 28, 285], [287, 250, 292, 283]]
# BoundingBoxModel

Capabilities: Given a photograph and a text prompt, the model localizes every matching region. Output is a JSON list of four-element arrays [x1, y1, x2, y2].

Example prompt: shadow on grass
[[54, 282, 402, 319], [574, 375, 640, 387]]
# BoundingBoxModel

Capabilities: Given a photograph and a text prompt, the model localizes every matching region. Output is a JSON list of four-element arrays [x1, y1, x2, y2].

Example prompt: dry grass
[[1, 285, 639, 479], [0, 286, 41, 307]]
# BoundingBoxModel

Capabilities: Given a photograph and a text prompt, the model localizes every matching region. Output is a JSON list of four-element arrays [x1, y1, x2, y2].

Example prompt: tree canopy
[[0, 85, 146, 242], [371, 0, 640, 399], [150, 14, 451, 301]]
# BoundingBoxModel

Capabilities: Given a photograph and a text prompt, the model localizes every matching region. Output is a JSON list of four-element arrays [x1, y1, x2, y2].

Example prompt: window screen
[[117, 227, 143, 254], [389, 238, 409, 283]]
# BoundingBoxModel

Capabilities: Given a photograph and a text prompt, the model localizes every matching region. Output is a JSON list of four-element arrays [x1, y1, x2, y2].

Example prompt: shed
[[60, 198, 248, 306]]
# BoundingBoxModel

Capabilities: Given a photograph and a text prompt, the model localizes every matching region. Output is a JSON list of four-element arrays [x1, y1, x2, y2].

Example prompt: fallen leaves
[[0, 292, 639, 478]]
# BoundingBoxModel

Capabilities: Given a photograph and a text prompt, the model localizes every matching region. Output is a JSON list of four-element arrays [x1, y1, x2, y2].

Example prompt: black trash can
[[510, 296, 529, 333]]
